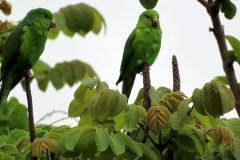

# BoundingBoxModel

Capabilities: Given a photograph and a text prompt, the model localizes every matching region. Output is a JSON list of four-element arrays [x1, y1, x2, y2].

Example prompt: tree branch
[[172, 55, 181, 91], [25, 70, 36, 143], [198, 1, 240, 116], [142, 62, 151, 111], [36, 110, 68, 124], [197, 0, 208, 8], [25, 70, 37, 160]]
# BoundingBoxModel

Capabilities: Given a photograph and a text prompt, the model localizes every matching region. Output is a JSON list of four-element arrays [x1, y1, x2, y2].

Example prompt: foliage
[[0, 0, 240, 160], [48, 3, 106, 39]]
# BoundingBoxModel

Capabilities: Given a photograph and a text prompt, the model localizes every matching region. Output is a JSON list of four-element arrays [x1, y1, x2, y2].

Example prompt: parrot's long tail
[[122, 73, 136, 99], [0, 80, 11, 106]]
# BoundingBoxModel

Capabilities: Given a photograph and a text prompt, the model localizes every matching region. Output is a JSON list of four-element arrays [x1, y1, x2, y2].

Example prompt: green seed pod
[[32, 138, 58, 158], [147, 105, 171, 134], [161, 91, 186, 113], [208, 126, 235, 150]]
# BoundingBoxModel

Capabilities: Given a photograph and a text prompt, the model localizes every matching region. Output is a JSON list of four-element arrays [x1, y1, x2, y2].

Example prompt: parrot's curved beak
[[49, 21, 56, 30], [151, 18, 158, 28]]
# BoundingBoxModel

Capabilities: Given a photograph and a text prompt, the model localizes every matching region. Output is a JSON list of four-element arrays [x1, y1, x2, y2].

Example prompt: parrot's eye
[[43, 14, 48, 18]]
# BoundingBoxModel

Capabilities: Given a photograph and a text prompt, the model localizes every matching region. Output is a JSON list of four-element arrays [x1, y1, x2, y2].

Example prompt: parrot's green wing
[[120, 30, 135, 73], [1, 24, 24, 80], [116, 30, 135, 85]]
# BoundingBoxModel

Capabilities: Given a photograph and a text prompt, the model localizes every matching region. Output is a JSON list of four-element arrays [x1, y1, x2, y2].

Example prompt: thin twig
[[36, 110, 68, 124], [172, 55, 181, 91], [142, 62, 151, 111], [25, 70, 36, 143]]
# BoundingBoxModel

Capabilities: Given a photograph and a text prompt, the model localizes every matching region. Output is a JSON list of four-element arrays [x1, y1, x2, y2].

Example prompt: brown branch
[[142, 62, 151, 111], [25, 70, 37, 160], [197, 0, 208, 7], [197, 1, 240, 116], [172, 55, 181, 91], [25, 70, 36, 143]]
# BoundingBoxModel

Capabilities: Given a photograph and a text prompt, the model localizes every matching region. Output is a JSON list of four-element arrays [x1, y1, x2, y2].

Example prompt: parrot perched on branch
[[116, 9, 162, 99], [0, 8, 56, 105]]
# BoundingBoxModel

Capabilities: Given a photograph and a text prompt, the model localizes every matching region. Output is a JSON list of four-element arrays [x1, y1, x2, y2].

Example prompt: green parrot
[[0, 8, 56, 105], [116, 9, 162, 99]]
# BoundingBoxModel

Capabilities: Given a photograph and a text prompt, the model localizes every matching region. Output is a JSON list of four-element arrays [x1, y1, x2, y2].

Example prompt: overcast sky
[[2, 0, 240, 125]]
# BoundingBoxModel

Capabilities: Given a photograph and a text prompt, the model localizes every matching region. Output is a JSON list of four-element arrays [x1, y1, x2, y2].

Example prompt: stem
[[172, 55, 181, 91], [142, 62, 151, 111], [25, 70, 37, 160], [198, 1, 240, 116], [25, 70, 36, 142]]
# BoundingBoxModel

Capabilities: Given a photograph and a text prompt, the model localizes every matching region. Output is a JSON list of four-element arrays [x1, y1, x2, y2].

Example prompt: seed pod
[[147, 105, 171, 134], [208, 126, 235, 150], [161, 91, 186, 112], [32, 138, 58, 158], [0, 0, 11, 15]]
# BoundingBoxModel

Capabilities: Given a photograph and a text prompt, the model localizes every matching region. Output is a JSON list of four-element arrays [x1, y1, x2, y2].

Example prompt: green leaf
[[61, 62, 75, 86], [169, 99, 190, 130], [64, 126, 94, 151], [109, 134, 125, 156], [176, 126, 206, 155], [8, 129, 28, 144], [225, 35, 240, 64], [53, 3, 106, 38], [119, 133, 143, 157], [192, 88, 207, 115], [139, 0, 159, 9], [220, 0, 237, 20], [68, 85, 97, 117], [49, 64, 65, 90], [124, 104, 146, 132], [140, 144, 159, 160], [95, 128, 109, 152]]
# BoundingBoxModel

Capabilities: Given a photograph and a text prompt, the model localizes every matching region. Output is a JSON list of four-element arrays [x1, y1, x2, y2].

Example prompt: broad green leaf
[[49, 64, 64, 90], [114, 110, 125, 131], [8, 129, 28, 144], [65, 126, 94, 151], [192, 88, 206, 115], [61, 62, 75, 86], [124, 104, 146, 132], [7, 98, 28, 131], [2, 144, 18, 154], [53, 3, 106, 38], [176, 126, 206, 155], [109, 134, 125, 156], [69, 85, 97, 117], [95, 128, 109, 152], [220, 0, 237, 19], [139, 0, 159, 9], [223, 118, 240, 137], [140, 144, 159, 160], [119, 133, 143, 157], [169, 99, 190, 130]]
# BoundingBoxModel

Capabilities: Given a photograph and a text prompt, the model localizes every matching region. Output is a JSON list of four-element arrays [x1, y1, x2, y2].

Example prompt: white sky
[[2, 0, 240, 125]]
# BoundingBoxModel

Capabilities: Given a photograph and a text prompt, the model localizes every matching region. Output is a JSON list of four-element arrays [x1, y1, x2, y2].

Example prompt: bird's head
[[25, 8, 56, 30], [137, 9, 159, 29]]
